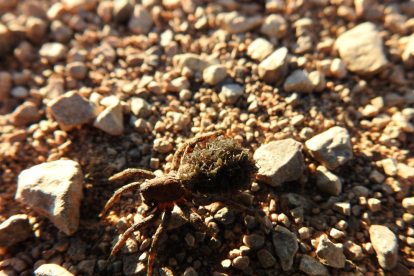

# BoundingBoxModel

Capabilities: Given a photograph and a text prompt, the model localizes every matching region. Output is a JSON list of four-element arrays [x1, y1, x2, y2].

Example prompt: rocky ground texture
[[0, 0, 414, 275]]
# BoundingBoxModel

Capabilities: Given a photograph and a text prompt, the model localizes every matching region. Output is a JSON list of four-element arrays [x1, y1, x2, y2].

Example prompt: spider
[[99, 130, 271, 276]]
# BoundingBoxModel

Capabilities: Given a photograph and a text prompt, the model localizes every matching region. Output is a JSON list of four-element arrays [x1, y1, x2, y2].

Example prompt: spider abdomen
[[140, 176, 185, 204], [178, 137, 258, 195]]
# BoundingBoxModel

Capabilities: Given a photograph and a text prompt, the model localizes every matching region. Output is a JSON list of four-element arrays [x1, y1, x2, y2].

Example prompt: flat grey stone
[[15, 160, 83, 235], [299, 255, 329, 276], [316, 235, 345, 268], [316, 166, 342, 195], [258, 47, 288, 84], [272, 226, 298, 271], [254, 139, 305, 187], [284, 70, 314, 93], [305, 126, 353, 170]]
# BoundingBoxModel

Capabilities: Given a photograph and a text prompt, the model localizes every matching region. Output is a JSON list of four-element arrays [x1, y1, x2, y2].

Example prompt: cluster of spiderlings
[[178, 136, 259, 195]]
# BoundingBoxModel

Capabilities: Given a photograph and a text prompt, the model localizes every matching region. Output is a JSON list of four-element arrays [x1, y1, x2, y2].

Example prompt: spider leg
[[175, 198, 216, 237], [148, 204, 172, 276], [100, 181, 143, 218], [171, 130, 228, 170], [105, 209, 161, 266], [193, 195, 272, 230], [109, 168, 156, 181]]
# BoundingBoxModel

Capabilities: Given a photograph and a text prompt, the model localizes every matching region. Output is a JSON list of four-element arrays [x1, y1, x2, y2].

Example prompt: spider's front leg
[[171, 130, 228, 171], [105, 208, 161, 266], [193, 195, 273, 231]]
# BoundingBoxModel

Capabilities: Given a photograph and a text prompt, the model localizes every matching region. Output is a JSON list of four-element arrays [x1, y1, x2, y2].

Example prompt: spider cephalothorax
[[99, 130, 269, 276]]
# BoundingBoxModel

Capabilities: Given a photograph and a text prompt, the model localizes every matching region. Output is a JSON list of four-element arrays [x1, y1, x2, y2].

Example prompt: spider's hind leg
[[193, 195, 273, 231], [147, 204, 173, 276]]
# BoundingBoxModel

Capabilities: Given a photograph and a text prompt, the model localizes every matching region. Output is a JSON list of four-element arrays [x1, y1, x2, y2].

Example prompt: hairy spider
[[100, 130, 271, 276]]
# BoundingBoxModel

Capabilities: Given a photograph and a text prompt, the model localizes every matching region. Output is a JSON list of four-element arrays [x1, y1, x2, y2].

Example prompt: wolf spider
[[100, 130, 271, 276]]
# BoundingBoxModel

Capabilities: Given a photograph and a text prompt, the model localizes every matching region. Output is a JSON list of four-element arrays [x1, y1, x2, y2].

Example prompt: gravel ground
[[1, 0, 414, 276]]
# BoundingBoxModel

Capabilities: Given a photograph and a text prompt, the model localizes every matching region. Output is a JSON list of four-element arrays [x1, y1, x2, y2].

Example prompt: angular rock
[[15, 160, 84, 235], [242, 234, 264, 251], [203, 64, 227, 86], [173, 53, 218, 74], [94, 102, 124, 135], [254, 139, 305, 187], [316, 166, 342, 195], [39, 43, 68, 64], [370, 225, 398, 270], [335, 22, 388, 76], [40, 76, 65, 99], [280, 193, 317, 214], [10, 101, 41, 126], [316, 235, 346, 268], [247, 38, 273, 62], [299, 255, 329, 276], [128, 5, 153, 34], [272, 225, 298, 271], [130, 97, 152, 118], [258, 47, 288, 84], [153, 138, 173, 154], [26, 16, 47, 44], [218, 84, 244, 104], [0, 214, 31, 248], [308, 71, 326, 92], [305, 126, 353, 170], [48, 91, 99, 131], [232, 256, 249, 270], [344, 240, 364, 261], [97, 1, 114, 23], [63, 0, 97, 13], [214, 207, 235, 225], [284, 70, 314, 93], [216, 11, 263, 34], [35, 264, 75, 276]]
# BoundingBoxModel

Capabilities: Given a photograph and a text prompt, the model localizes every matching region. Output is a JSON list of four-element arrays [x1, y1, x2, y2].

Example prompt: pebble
[[51, 20, 72, 44], [0, 258, 27, 272], [260, 14, 287, 39], [272, 226, 298, 271], [66, 61, 87, 80], [308, 71, 326, 92], [397, 163, 414, 181], [254, 139, 305, 187], [130, 97, 152, 118], [315, 166, 342, 195], [283, 70, 314, 93], [165, 77, 190, 92], [48, 91, 99, 131], [113, 0, 133, 23], [402, 197, 414, 214], [34, 263, 74, 276], [298, 227, 310, 240], [367, 198, 381, 212], [93, 102, 124, 136], [218, 84, 244, 104], [214, 207, 235, 225], [97, 1, 113, 23], [40, 77, 65, 99], [63, 0, 97, 13], [10, 86, 29, 99], [26, 16, 47, 44], [369, 225, 398, 269], [352, 186, 369, 197], [39, 43, 68, 64], [332, 202, 351, 216], [299, 255, 329, 276], [15, 160, 84, 235], [183, 267, 198, 276], [128, 5, 153, 34], [242, 234, 264, 251], [329, 228, 345, 239], [203, 65, 227, 86], [330, 58, 347, 79], [362, 104, 379, 117], [232, 256, 249, 270], [246, 38, 273, 62], [10, 101, 41, 126], [76, 259, 95, 276], [305, 126, 353, 170], [344, 240, 364, 261], [0, 214, 31, 248], [153, 138, 173, 154], [335, 22, 388, 76], [216, 11, 263, 34], [258, 47, 288, 85], [257, 249, 276, 268], [316, 235, 345, 268], [369, 169, 385, 183]]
